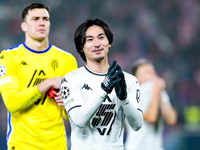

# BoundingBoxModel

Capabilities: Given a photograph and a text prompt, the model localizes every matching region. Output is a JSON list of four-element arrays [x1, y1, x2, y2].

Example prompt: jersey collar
[[84, 66, 107, 76], [23, 42, 52, 54]]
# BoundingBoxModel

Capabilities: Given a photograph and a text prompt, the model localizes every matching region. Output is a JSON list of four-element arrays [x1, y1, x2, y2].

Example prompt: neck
[[86, 59, 109, 74], [25, 37, 49, 51]]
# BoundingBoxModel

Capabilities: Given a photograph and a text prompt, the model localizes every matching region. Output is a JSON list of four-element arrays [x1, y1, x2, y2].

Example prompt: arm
[[2, 76, 62, 113], [122, 100, 143, 131], [143, 77, 164, 124], [62, 61, 121, 127], [69, 90, 107, 128], [57, 53, 78, 120], [160, 91, 177, 126], [115, 72, 143, 131], [61, 76, 107, 127], [122, 77, 143, 131]]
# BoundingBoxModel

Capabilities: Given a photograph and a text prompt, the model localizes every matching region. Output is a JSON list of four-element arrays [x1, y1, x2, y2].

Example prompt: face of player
[[21, 8, 50, 41], [136, 64, 157, 84], [83, 25, 111, 62]]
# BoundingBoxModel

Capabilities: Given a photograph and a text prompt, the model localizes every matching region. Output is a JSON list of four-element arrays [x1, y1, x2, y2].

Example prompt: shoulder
[[1, 43, 23, 54], [51, 45, 77, 61], [123, 71, 140, 90], [0, 43, 24, 60], [123, 71, 138, 82], [61, 67, 85, 87], [141, 81, 153, 89], [64, 67, 85, 78], [51, 45, 72, 56]]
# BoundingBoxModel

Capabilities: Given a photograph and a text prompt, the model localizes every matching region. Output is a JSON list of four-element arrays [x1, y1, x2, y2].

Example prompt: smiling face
[[21, 8, 50, 41], [83, 25, 111, 63]]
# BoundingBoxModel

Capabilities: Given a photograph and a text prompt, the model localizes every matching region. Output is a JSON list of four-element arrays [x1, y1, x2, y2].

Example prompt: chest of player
[[15, 54, 61, 88], [80, 73, 122, 112]]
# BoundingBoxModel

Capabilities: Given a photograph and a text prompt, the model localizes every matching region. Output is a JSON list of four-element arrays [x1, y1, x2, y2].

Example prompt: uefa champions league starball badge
[[61, 86, 70, 99], [0, 65, 6, 77]]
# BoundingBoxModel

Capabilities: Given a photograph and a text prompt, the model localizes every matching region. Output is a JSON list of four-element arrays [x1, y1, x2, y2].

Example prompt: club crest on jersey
[[136, 89, 140, 103], [0, 65, 7, 77], [51, 59, 59, 70], [61, 86, 70, 99]]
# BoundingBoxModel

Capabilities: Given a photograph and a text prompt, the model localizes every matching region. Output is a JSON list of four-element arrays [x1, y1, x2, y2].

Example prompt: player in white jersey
[[125, 58, 177, 150], [61, 18, 143, 150]]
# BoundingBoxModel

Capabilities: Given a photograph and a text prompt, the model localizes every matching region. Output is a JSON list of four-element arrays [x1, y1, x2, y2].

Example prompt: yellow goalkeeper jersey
[[0, 43, 78, 150]]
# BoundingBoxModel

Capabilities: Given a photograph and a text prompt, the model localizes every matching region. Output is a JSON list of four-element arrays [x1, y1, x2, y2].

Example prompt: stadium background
[[0, 0, 200, 149]]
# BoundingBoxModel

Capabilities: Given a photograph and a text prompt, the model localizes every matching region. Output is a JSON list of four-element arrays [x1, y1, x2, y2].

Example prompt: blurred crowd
[[0, 0, 200, 149]]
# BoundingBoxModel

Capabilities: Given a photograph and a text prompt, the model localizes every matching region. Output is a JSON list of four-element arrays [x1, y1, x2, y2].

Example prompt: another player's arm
[[160, 91, 177, 126], [143, 77, 165, 124], [2, 76, 62, 113], [58, 54, 78, 120]]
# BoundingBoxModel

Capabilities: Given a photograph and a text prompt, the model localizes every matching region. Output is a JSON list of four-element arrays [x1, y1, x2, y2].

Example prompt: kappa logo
[[0, 55, 5, 59], [61, 77, 68, 84], [82, 83, 92, 90], [20, 60, 28, 66], [11, 145, 15, 149]]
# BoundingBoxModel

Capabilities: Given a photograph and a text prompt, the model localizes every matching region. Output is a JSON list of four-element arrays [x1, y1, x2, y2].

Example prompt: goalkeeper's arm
[[2, 76, 62, 113]]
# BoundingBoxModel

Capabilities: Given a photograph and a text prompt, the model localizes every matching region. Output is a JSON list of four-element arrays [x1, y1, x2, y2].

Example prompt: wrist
[[98, 87, 108, 99], [37, 78, 52, 94], [120, 99, 129, 105]]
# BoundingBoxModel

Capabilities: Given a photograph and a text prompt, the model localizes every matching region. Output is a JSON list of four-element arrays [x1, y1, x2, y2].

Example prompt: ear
[[109, 44, 111, 47], [21, 22, 27, 32]]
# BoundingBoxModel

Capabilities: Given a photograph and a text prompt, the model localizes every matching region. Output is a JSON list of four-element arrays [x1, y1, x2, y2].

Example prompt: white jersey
[[61, 66, 142, 150], [125, 81, 171, 150]]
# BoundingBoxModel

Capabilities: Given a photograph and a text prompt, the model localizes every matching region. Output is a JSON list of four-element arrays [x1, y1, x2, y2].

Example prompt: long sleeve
[[1, 86, 42, 113], [122, 73, 143, 131], [122, 99, 143, 131]]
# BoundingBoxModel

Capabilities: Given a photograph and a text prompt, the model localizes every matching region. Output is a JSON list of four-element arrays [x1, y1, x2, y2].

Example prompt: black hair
[[21, 3, 50, 22], [74, 18, 113, 62], [131, 58, 152, 75]]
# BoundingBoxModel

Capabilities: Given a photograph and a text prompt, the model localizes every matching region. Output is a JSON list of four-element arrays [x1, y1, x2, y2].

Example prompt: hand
[[115, 69, 127, 100], [47, 88, 64, 106], [152, 76, 166, 91], [47, 88, 60, 98], [101, 60, 121, 94], [54, 91, 65, 106], [37, 76, 62, 94]]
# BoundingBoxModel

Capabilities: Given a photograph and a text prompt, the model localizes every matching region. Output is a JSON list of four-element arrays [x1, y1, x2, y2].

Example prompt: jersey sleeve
[[161, 90, 171, 104], [61, 72, 84, 113], [0, 50, 19, 92], [0, 50, 42, 113], [126, 73, 143, 113], [121, 73, 143, 130]]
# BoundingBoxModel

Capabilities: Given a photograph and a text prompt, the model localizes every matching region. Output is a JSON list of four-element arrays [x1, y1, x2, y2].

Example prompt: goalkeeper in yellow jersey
[[0, 3, 78, 150]]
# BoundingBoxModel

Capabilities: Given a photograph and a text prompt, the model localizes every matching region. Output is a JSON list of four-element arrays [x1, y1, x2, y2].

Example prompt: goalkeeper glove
[[101, 60, 121, 94], [115, 69, 127, 100], [47, 88, 60, 98]]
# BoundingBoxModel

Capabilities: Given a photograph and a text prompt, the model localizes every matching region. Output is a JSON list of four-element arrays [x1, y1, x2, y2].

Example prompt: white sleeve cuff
[[120, 99, 129, 105]]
